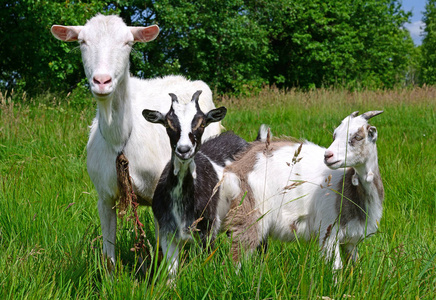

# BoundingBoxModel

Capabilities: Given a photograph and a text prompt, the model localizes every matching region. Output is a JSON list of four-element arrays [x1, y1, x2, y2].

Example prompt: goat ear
[[142, 109, 165, 125], [51, 25, 83, 42], [367, 126, 378, 142], [350, 111, 359, 118], [130, 25, 160, 42], [205, 107, 227, 125]]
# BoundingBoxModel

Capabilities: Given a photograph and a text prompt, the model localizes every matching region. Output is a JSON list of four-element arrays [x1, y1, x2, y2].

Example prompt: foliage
[[405, 44, 422, 85], [0, 0, 107, 95], [421, 0, 436, 85], [113, 0, 272, 95], [120, 0, 415, 93], [247, 0, 414, 89], [1, 0, 416, 95]]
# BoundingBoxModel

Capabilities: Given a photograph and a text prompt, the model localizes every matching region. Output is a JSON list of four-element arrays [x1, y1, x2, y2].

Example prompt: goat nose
[[177, 145, 191, 154], [324, 150, 334, 160], [93, 74, 112, 86]]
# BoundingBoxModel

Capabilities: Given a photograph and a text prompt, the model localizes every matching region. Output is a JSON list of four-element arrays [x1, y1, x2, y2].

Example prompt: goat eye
[[354, 135, 363, 141], [79, 40, 87, 46]]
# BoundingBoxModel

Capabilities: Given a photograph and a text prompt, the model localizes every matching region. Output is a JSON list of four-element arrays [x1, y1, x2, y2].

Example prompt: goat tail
[[256, 124, 272, 142]]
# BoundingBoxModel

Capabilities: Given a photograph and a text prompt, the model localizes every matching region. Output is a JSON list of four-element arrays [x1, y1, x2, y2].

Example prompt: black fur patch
[[165, 110, 181, 150], [152, 132, 249, 243], [200, 131, 250, 167]]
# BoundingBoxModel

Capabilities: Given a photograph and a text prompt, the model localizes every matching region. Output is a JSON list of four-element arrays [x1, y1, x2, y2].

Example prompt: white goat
[[221, 111, 384, 270], [51, 14, 221, 268], [142, 90, 249, 278]]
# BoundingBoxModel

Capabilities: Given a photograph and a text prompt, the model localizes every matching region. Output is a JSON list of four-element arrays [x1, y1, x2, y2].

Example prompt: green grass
[[1, 87, 435, 299]]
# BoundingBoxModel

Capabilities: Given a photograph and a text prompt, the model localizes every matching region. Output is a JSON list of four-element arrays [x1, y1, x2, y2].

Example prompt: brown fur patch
[[349, 126, 365, 146], [336, 168, 366, 225], [192, 116, 204, 131], [223, 142, 260, 261], [167, 118, 176, 131], [372, 170, 385, 201], [223, 139, 298, 261], [335, 167, 384, 226]]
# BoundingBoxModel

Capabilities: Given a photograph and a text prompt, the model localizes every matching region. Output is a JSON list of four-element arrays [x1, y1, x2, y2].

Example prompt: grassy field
[[0, 87, 435, 299]]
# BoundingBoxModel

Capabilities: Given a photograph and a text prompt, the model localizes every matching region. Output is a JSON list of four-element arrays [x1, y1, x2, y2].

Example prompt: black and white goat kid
[[142, 90, 249, 278]]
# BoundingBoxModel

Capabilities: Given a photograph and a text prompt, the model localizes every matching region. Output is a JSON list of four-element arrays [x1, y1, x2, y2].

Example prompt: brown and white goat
[[221, 111, 384, 269]]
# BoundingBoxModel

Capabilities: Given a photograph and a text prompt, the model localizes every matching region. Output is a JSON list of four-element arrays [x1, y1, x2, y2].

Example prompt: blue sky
[[402, 0, 427, 45]]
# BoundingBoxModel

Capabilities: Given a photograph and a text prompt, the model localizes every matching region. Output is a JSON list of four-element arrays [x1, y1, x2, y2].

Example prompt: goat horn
[[169, 93, 178, 103], [361, 110, 384, 120], [350, 111, 359, 118], [191, 90, 203, 103]]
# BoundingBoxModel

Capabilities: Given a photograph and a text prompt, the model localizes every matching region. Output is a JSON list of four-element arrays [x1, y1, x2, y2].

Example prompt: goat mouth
[[325, 160, 341, 168], [175, 152, 194, 161], [93, 91, 112, 98]]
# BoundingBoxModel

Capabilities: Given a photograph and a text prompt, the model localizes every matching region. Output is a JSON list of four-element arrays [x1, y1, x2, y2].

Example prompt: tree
[[0, 0, 106, 95], [114, 0, 272, 95], [246, 0, 414, 89], [0, 0, 416, 96], [421, 0, 436, 85]]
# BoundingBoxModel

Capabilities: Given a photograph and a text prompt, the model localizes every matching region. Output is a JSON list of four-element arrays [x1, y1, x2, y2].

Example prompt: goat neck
[[172, 154, 197, 181], [350, 146, 384, 208], [96, 68, 132, 152], [352, 144, 379, 185]]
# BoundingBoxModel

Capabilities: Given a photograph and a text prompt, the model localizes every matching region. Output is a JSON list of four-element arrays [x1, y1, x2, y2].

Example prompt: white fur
[[222, 113, 383, 270], [173, 100, 199, 160], [51, 14, 221, 266]]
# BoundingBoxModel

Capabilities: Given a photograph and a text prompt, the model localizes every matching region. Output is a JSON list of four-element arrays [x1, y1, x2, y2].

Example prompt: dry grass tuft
[[219, 85, 436, 111]]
